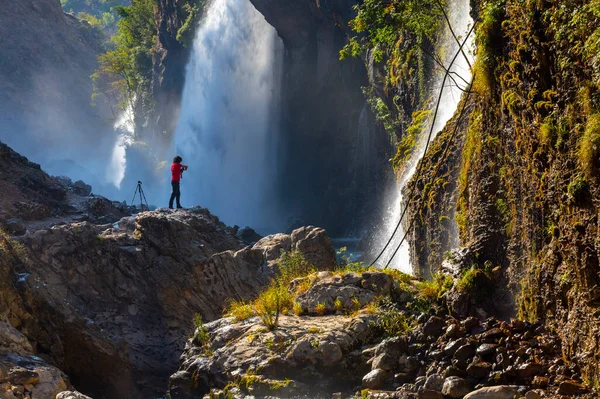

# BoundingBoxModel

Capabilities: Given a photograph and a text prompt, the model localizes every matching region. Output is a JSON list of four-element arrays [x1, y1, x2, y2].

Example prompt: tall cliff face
[[409, 0, 600, 385], [248, 0, 393, 235], [0, 0, 113, 169]]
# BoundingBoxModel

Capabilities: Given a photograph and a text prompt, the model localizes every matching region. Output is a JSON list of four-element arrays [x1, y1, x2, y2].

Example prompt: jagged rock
[[56, 392, 93, 399], [71, 180, 92, 196], [442, 376, 472, 398], [444, 338, 468, 356], [516, 362, 541, 379], [254, 233, 292, 267], [476, 343, 497, 357], [363, 368, 387, 389], [374, 336, 408, 359], [11, 206, 337, 398], [291, 226, 336, 270], [31, 367, 68, 399], [236, 226, 262, 244], [85, 196, 130, 223], [463, 385, 520, 398]]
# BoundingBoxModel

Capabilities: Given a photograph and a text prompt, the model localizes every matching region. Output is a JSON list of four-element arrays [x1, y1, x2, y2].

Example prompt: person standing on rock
[[169, 156, 188, 209]]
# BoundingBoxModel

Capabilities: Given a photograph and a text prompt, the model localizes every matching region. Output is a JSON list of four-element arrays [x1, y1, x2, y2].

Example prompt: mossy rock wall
[[408, 0, 600, 386]]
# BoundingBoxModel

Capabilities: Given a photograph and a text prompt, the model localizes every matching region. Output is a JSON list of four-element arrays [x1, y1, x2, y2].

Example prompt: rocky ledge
[[168, 268, 596, 399], [1, 206, 336, 399]]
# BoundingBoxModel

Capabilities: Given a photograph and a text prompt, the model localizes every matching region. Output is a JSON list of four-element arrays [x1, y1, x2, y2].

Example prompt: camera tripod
[[132, 181, 150, 211]]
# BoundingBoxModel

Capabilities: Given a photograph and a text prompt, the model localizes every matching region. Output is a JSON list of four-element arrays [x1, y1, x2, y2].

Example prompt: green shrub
[[417, 273, 453, 301], [579, 114, 600, 176], [371, 297, 412, 336]]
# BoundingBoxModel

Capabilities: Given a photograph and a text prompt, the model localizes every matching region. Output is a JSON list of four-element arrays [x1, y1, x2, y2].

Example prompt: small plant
[[193, 314, 212, 355], [579, 113, 600, 176], [456, 266, 480, 293], [315, 302, 326, 316], [371, 297, 412, 336], [352, 297, 362, 311], [417, 273, 454, 301], [307, 326, 322, 334], [293, 301, 303, 316], [310, 338, 320, 349], [227, 299, 255, 322], [334, 298, 343, 312]]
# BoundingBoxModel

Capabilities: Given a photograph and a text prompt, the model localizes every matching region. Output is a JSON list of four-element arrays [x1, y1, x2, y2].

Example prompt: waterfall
[[374, 0, 475, 273], [173, 0, 284, 230], [106, 104, 135, 189]]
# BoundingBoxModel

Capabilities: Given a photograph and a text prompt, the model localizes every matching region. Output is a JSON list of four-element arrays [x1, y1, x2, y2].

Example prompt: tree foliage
[[340, 0, 446, 62], [92, 0, 157, 118], [61, 0, 128, 35]]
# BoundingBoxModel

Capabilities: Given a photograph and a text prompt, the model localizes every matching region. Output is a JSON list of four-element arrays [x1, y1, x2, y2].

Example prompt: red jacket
[[171, 163, 184, 182]]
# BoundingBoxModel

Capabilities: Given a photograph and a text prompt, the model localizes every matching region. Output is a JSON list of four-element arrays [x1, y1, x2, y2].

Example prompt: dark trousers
[[169, 181, 181, 208]]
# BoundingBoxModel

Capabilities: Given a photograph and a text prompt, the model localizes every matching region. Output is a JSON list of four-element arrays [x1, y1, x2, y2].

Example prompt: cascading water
[[173, 0, 284, 231], [106, 104, 135, 189], [373, 0, 475, 273]]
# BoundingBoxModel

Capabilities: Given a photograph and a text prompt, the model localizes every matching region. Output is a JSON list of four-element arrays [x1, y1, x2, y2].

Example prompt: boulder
[[423, 316, 445, 337], [236, 226, 263, 244], [291, 226, 336, 270], [30, 367, 68, 399], [442, 376, 472, 398], [424, 373, 444, 392], [254, 233, 292, 266], [463, 385, 520, 399], [363, 368, 387, 389], [71, 180, 92, 196]]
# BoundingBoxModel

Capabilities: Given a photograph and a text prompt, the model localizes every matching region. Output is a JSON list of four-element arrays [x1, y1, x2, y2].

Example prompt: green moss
[[579, 114, 600, 177]]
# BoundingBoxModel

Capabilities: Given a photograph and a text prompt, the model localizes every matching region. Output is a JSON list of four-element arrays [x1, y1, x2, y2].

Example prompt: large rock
[[0, 142, 68, 222], [10, 207, 336, 399], [296, 272, 387, 315], [463, 385, 520, 399], [442, 376, 472, 398], [291, 226, 336, 270], [254, 226, 336, 271], [169, 314, 377, 397]]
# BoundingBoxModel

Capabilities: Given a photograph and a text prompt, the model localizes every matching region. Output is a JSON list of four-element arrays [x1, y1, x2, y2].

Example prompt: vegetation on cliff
[[91, 0, 205, 120]]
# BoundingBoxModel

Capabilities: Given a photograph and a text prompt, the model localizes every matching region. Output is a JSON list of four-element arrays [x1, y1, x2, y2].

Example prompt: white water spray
[[106, 104, 135, 189], [374, 0, 475, 273], [173, 0, 284, 230]]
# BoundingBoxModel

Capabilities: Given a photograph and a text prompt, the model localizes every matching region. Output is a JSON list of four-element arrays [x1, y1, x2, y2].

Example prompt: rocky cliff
[[0, 0, 113, 170], [0, 142, 341, 399], [408, 0, 600, 387]]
